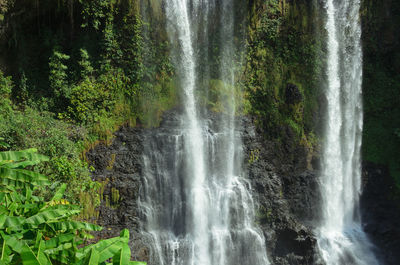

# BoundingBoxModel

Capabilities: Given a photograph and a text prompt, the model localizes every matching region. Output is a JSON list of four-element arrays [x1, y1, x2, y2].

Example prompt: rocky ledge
[[86, 110, 398, 264]]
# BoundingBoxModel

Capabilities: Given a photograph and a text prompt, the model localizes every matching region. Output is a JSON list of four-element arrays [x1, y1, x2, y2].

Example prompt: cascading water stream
[[318, 0, 379, 264], [138, 1, 270, 264]]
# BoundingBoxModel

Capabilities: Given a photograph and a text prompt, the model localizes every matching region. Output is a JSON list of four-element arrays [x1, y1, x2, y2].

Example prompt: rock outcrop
[[87, 110, 323, 264], [361, 162, 400, 265], [87, 110, 400, 264]]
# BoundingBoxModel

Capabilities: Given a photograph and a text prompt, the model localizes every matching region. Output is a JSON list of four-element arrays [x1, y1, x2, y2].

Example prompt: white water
[[318, 0, 379, 264], [138, 1, 270, 264]]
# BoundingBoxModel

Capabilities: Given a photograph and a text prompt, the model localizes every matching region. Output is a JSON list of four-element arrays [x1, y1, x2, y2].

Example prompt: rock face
[[85, 126, 148, 260], [87, 110, 400, 265], [241, 115, 323, 265], [87, 110, 323, 264], [361, 162, 400, 265]]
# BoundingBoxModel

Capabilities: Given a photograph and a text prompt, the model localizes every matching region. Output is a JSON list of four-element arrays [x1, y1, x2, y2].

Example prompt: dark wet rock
[[241, 116, 322, 264], [87, 110, 322, 264], [85, 126, 145, 246], [285, 83, 303, 105], [361, 162, 400, 265]]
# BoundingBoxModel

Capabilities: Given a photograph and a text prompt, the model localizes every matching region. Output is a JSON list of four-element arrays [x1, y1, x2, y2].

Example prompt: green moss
[[137, 78, 178, 127], [248, 149, 260, 164], [361, 0, 400, 189], [245, 0, 322, 145]]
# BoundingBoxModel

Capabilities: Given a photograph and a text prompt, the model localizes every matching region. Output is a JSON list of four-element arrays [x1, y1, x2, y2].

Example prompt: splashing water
[[318, 0, 380, 264], [138, 1, 270, 265]]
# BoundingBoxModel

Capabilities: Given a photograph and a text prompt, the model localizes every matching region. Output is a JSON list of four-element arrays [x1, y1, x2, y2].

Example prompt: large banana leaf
[[113, 230, 146, 265], [81, 248, 99, 265], [0, 232, 23, 253], [0, 149, 49, 167], [0, 149, 143, 265], [36, 240, 52, 265], [50, 184, 67, 202], [47, 220, 102, 232], [112, 243, 131, 265], [0, 215, 25, 230], [26, 208, 81, 227], [0, 168, 50, 189], [44, 242, 73, 255], [44, 234, 75, 250], [76, 236, 128, 263], [0, 239, 12, 263], [21, 243, 47, 265]]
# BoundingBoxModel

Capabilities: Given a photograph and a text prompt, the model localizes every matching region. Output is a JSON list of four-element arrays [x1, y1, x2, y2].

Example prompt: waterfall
[[138, 1, 270, 264], [318, 0, 379, 264]]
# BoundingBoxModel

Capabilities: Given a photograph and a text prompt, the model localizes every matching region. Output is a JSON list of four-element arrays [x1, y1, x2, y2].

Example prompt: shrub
[[0, 148, 146, 265], [49, 48, 70, 99], [0, 70, 13, 113]]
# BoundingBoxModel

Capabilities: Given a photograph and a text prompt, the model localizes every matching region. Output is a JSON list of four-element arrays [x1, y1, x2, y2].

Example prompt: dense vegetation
[[244, 0, 323, 148], [0, 0, 176, 216], [361, 0, 400, 190], [0, 0, 398, 260], [0, 147, 145, 264]]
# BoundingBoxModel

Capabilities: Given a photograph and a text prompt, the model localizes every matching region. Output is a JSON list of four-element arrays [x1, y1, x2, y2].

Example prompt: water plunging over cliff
[[318, 0, 379, 264], [138, 1, 269, 264]]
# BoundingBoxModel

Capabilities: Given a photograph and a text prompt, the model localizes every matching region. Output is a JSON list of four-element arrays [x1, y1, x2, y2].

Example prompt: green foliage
[[199, 79, 245, 115], [361, 0, 400, 189], [137, 79, 178, 127], [63, 74, 119, 125], [49, 49, 70, 100], [0, 0, 175, 224], [0, 71, 13, 113], [245, 0, 322, 145], [248, 149, 260, 164], [0, 108, 100, 217], [78, 49, 94, 79], [0, 149, 145, 265], [118, 15, 143, 93], [80, 0, 115, 30]]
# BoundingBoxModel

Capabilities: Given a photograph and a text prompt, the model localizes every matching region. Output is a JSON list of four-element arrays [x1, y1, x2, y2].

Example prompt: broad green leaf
[[44, 234, 75, 249], [76, 237, 124, 262], [0, 168, 50, 189], [82, 248, 99, 265], [48, 221, 102, 232], [50, 184, 67, 202], [0, 215, 25, 230], [26, 208, 81, 226], [0, 240, 11, 262], [34, 232, 43, 249], [1, 232, 24, 253], [44, 242, 73, 255], [0, 206, 7, 215], [21, 243, 42, 265], [7, 202, 18, 214], [37, 240, 52, 265], [120, 229, 129, 239], [112, 243, 130, 265], [97, 239, 128, 263], [25, 187, 32, 202], [0, 150, 48, 166], [130, 262, 146, 265]]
